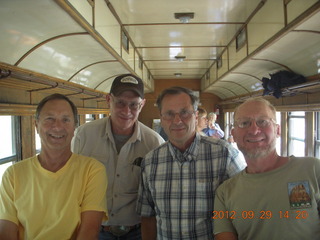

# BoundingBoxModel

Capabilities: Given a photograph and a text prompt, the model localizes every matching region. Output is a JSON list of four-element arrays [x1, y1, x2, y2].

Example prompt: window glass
[[85, 114, 95, 123], [0, 116, 17, 183], [316, 112, 320, 158], [35, 129, 41, 153], [288, 112, 305, 157], [0, 116, 16, 159], [276, 112, 281, 155]]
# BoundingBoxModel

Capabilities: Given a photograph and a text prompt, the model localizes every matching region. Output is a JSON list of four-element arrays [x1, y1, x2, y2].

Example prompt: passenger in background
[[0, 93, 107, 240], [214, 97, 320, 240], [136, 86, 245, 240], [72, 74, 164, 240], [196, 107, 208, 136], [203, 112, 224, 139]]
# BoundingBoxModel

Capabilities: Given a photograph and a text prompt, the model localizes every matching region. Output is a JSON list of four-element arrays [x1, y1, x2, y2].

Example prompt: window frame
[[0, 116, 21, 165], [287, 111, 306, 157]]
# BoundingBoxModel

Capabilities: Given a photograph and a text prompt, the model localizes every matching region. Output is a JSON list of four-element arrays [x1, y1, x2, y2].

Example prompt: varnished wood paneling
[[21, 116, 36, 159], [140, 78, 221, 128]]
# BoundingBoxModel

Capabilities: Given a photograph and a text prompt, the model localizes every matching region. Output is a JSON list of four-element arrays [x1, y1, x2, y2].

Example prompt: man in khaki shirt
[[72, 74, 164, 240]]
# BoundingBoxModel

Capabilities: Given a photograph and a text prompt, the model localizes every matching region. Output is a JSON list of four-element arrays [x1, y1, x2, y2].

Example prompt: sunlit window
[[288, 111, 305, 157], [99, 114, 106, 119], [0, 116, 16, 159], [0, 116, 18, 183], [315, 112, 320, 158], [85, 114, 95, 123], [35, 129, 41, 153], [275, 112, 281, 155]]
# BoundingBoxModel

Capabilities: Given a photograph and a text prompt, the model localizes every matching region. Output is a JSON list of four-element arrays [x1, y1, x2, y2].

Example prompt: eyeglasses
[[161, 109, 195, 121], [111, 95, 143, 111], [234, 117, 276, 129]]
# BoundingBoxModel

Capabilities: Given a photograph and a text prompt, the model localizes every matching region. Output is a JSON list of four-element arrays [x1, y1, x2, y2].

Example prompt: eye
[[238, 120, 250, 128], [115, 100, 126, 108], [257, 119, 269, 127], [129, 102, 140, 110], [45, 117, 55, 122], [162, 111, 174, 120], [167, 111, 175, 118], [180, 110, 190, 118], [62, 118, 71, 123]]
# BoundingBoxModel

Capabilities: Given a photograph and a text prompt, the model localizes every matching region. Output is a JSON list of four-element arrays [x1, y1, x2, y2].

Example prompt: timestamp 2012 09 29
[[212, 210, 309, 220]]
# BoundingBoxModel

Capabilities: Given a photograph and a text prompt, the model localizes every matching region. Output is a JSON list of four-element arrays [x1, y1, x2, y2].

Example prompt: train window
[[0, 116, 19, 182], [275, 112, 281, 155], [224, 112, 235, 140], [85, 114, 95, 123], [35, 129, 41, 153], [288, 112, 305, 157], [316, 112, 320, 158], [99, 114, 106, 119]]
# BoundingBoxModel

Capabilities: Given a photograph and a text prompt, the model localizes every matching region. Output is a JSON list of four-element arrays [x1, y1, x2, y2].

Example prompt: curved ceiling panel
[[0, 0, 85, 65], [213, 81, 248, 96], [222, 73, 263, 92], [18, 35, 117, 81], [208, 85, 236, 99], [0, 0, 319, 102], [254, 31, 320, 76], [71, 62, 129, 90]]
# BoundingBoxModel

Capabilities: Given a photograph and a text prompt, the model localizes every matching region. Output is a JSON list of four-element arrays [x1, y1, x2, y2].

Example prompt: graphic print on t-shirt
[[288, 181, 312, 209]]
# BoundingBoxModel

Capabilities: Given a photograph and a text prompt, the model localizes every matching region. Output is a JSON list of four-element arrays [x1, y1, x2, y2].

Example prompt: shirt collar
[[168, 133, 200, 162], [105, 117, 141, 143]]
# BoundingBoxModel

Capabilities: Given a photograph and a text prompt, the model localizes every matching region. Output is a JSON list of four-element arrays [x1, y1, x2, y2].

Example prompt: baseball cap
[[110, 74, 144, 98]]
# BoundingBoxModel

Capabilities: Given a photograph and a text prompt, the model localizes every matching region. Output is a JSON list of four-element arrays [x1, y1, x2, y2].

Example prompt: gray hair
[[35, 93, 78, 126], [234, 97, 276, 119], [156, 86, 199, 112]]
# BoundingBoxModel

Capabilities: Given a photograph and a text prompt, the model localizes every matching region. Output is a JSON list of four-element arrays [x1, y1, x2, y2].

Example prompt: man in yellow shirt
[[0, 93, 108, 240]]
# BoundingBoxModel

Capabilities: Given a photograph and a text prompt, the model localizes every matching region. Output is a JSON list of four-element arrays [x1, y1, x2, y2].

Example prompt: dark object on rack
[[262, 70, 306, 98]]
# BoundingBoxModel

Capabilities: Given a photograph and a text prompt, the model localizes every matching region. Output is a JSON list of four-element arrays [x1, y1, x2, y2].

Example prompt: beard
[[238, 137, 277, 160]]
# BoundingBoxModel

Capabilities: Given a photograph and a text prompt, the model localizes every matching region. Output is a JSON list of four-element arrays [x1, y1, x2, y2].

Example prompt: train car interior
[[0, 0, 320, 176]]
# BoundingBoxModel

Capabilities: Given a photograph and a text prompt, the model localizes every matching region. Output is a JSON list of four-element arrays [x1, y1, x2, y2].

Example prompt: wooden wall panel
[[139, 78, 221, 129], [21, 116, 36, 159]]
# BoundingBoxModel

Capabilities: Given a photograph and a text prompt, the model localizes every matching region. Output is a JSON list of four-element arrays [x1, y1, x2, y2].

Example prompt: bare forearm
[[141, 216, 157, 240], [0, 220, 19, 240], [76, 211, 103, 240]]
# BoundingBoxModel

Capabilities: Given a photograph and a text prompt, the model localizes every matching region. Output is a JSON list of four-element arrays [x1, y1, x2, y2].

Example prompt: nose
[[247, 120, 261, 134], [172, 113, 183, 123], [121, 103, 132, 113], [52, 119, 63, 129]]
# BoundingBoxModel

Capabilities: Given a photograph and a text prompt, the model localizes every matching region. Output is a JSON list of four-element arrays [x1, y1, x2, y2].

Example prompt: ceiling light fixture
[[175, 55, 186, 62], [174, 12, 194, 23]]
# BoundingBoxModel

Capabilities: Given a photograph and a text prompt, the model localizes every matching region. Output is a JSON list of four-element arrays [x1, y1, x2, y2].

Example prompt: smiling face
[[160, 92, 197, 151], [35, 99, 76, 154], [107, 90, 145, 135], [232, 100, 280, 160]]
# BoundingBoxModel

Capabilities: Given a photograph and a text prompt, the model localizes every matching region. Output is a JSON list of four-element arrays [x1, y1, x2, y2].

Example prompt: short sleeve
[[0, 167, 19, 225], [81, 160, 108, 220], [136, 164, 156, 217]]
